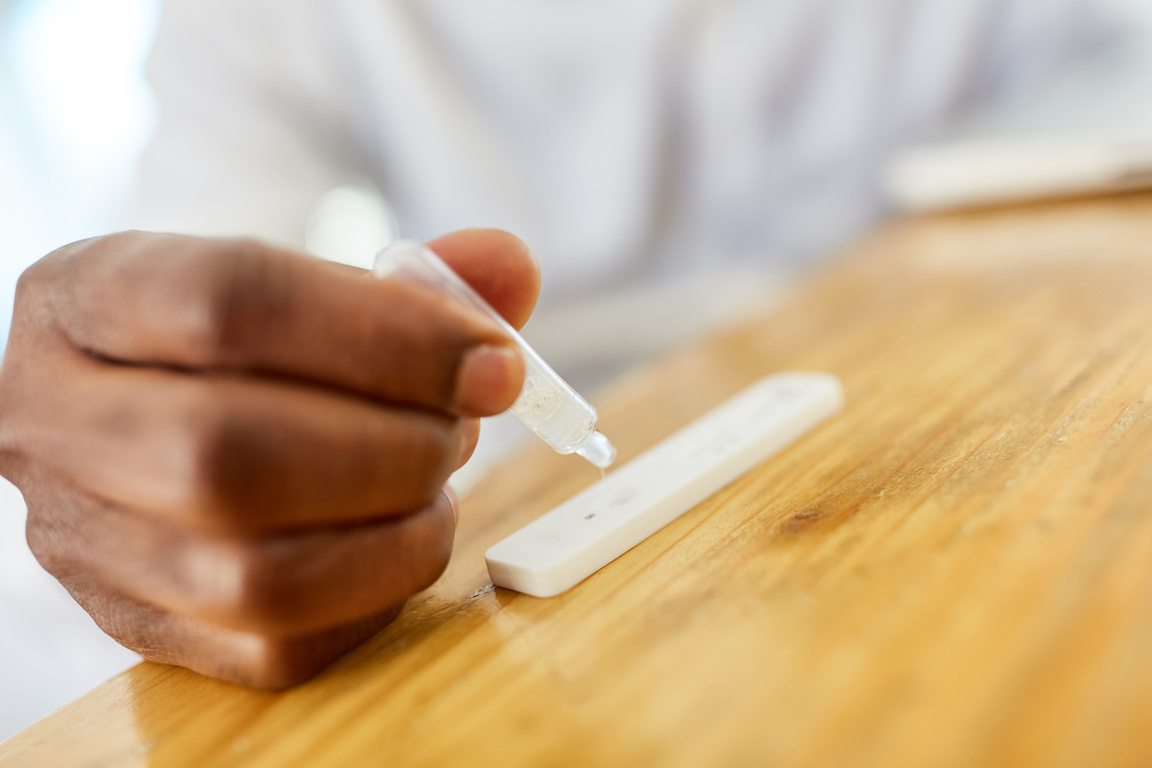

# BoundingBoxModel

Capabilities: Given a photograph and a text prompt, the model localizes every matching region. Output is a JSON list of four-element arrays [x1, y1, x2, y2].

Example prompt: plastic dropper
[[372, 240, 617, 469]]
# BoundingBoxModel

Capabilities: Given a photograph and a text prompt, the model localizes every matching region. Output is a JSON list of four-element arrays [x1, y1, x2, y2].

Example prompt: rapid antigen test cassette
[[486, 372, 844, 597]]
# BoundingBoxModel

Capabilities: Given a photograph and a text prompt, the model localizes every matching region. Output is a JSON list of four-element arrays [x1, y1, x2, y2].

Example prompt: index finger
[[27, 229, 541, 416]]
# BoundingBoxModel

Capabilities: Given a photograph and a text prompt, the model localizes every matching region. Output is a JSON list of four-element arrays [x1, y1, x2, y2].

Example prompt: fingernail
[[457, 418, 481, 467], [455, 344, 523, 415], [444, 485, 459, 527]]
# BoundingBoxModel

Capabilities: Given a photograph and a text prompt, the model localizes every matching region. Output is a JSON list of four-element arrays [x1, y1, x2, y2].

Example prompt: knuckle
[[24, 509, 67, 576], [183, 264, 246, 365], [23, 499, 96, 586], [13, 260, 47, 304], [0, 377, 25, 464], [182, 239, 275, 365], [218, 544, 293, 630], [15, 236, 103, 314], [11, 256, 65, 328], [168, 534, 296, 633], [173, 394, 249, 523], [238, 636, 321, 689], [233, 606, 403, 689]]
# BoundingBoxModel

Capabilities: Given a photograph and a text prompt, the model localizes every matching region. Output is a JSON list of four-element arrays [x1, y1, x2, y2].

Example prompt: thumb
[[424, 229, 541, 331]]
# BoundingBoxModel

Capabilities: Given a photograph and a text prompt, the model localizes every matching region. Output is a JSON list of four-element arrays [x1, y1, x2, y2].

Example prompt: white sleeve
[[131, 0, 367, 250]]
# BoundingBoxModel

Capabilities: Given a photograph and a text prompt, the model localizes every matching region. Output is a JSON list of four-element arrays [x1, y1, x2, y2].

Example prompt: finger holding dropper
[[373, 240, 617, 471]]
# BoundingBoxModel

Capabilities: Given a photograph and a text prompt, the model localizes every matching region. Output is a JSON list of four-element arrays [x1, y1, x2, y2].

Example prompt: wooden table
[[6, 196, 1152, 768]]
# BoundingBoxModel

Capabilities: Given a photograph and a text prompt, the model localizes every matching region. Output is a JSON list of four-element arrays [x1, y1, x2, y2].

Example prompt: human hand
[[0, 228, 539, 687]]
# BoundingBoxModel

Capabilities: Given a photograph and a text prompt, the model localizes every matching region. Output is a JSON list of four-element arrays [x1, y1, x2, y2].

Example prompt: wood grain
[[6, 195, 1152, 768]]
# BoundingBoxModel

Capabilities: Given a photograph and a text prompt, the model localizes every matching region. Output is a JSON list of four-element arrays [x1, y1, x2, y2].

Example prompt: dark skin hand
[[0, 228, 540, 688]]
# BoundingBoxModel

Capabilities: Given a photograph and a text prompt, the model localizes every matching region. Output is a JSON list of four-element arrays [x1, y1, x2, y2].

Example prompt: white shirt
[[133, 0, 1099, 303]]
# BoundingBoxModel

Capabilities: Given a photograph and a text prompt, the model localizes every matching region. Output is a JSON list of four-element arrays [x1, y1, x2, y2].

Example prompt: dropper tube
[[372, 240, 617, 469]]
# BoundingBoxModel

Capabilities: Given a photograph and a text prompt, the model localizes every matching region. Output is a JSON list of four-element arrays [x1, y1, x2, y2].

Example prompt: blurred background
[[0, 0, 160, 741], [2, 0, 1152, 743]]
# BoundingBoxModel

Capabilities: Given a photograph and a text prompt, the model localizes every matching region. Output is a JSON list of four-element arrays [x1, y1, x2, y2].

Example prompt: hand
[[0, 229, 539, 687]]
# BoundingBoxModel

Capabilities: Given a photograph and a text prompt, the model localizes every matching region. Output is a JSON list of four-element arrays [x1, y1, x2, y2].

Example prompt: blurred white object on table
[[886, 135, 1152, 212]]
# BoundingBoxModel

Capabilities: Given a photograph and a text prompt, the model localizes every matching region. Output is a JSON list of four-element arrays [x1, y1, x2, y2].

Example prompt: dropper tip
[[576, 431, 617, 469]]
